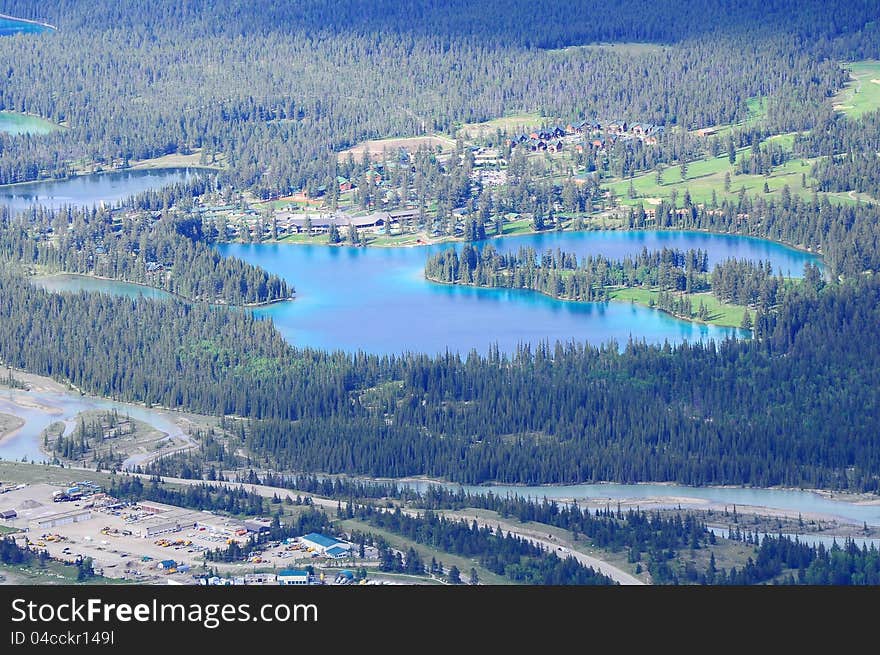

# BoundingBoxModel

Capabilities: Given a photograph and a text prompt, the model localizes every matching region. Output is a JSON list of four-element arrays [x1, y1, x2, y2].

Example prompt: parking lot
[[1, 482, 378, 583]]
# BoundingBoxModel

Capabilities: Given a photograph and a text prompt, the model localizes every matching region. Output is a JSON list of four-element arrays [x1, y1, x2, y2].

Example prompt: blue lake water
[[31, 274, 173, 301], [0, 168, 196, 213], [0, 15, 52, 36], [219, 231, 818, 356]]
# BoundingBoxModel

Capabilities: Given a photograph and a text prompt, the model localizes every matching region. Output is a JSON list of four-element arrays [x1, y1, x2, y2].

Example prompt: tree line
[[0, 203, 292, 305], [0, 0, 870, 194], [2, 260, 879, 490], [425, 244, 784, 318], [353, 505, 615, 585]]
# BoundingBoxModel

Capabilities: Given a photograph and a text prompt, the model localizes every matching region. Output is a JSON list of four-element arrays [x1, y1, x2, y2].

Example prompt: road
[[434, 510, 644, 586], [122, 472, 644, 585]]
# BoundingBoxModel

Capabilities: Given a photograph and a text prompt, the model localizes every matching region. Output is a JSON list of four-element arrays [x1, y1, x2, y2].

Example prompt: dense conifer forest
[[0, 196, 292, 305], [2, 261, 878, 490], [0, 0, 876, 193], [0, 0, 878, 500]]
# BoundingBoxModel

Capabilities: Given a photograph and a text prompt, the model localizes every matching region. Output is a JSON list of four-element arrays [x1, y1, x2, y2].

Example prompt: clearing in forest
[[455, 111, 547, 139], [338, 135, 456, 161], [832, 60, 880, 117]]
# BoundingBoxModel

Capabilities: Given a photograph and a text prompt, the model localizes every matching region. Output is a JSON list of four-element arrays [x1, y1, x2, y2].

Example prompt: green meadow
[[832, 60, 880, 118]]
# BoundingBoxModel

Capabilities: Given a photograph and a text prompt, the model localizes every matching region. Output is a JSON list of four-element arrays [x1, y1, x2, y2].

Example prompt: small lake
[[219, 230, 819, 355], [0, 15, 53, 36], [0, 111, 61, 135], [0, 168, 197, 213], [31, 274, 172, 301]]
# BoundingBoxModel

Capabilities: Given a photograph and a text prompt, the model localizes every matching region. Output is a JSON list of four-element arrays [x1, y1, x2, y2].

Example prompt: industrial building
[[33, 509, 92, 530], [300, 532, 350, 555], [278, 570, 310, 585]]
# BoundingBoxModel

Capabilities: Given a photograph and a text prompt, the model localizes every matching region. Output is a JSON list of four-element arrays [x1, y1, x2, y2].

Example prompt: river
[[1, 383, 877, 534], [0, 387, 188, 466]]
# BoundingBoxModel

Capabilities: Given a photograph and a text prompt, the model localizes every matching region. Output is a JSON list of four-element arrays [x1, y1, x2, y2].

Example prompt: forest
[[353, 505, 615, 585], [3, 254, 877, 489], [0, 0, 875, 194], [0, 197, 293, 305], [425, 244, 784, 322]]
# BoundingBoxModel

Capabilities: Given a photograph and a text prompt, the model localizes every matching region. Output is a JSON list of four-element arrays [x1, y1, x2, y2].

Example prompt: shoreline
[[3, 370, 876, 509], [0, 12, 57, 31], [0, 164, 198, 191], [30, 271, 294, 309], [423, 273, 748, 330], [0, 158, 224, 192], [384, 474, 880, 506], [0, 414, 25, 445], [242, 222, 826, 264]]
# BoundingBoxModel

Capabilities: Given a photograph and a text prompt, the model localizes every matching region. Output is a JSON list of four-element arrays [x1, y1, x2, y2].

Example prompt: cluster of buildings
[[270, 208, 420, 236], [199, 568, 361, 586], [507, 119, 665, 155]]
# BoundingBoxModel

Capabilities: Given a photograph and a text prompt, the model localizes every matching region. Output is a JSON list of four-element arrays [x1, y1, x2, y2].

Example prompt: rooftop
[[302, 532, 341, 548], [278, 569, 309, 577]]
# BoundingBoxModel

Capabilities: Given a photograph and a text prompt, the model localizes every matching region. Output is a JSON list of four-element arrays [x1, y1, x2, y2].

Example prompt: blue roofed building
[[300, 532, 351, 556], [325, 545, 350, 559]]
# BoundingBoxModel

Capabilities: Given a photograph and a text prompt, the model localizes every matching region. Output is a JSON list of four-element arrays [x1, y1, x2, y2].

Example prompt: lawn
[[832, 60, 880, 118], [608, 288, 748, 328], [456, 111, 546, 139], [606, 150, 824, 208]]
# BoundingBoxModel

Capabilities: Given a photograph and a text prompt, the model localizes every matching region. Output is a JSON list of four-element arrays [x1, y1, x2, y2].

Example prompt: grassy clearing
[[608, 288, 747, 328], [456, 111, 545, 139], [832, 60, 880, 118], [129, 149, 224, 171], [339, 135, 456, 161], [0, 561, 123, 585], [689, 96, 768, 138], [0, 111, 63, 136], [501, 217, 536, 235], [549, 43, 667, 56], [337, 518, 510, 585], [0, 461, 116, 486], [607, 150, 824, 208]]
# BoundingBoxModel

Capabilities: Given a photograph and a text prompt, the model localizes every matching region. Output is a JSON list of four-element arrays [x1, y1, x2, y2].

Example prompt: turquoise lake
[[0, 168, 196, 213], [220, 231, 819, 356], [0, 15, 52, 36], [31, 274, 172, 300]]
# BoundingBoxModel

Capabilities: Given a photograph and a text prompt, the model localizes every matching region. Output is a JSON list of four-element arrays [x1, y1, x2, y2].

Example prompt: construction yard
[[0, 478, 377, 584]]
